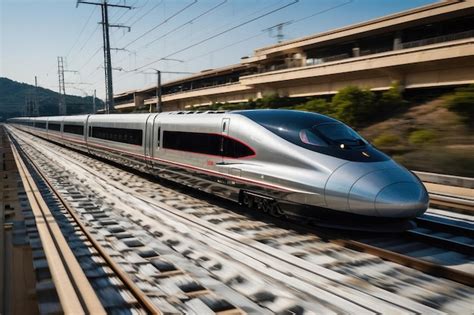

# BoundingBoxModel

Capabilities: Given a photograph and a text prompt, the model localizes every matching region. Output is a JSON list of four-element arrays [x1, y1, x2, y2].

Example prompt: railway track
[[10, 133, 162, 314], [428, 192, 474, 214], [7, 126, 474, 313]]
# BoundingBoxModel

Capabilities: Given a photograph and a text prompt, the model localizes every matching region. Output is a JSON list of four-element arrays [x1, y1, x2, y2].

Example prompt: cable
[[123, 0, 198, 49], [142, 0, 227, 48], [186, 32, 266, 62], [111, 0, 139, 24], [133, 0, 299, 71], [113, 1, 283, 75], [293, 0, 352, 24], [187, 0, 353, 62], [66, 7, 97, 59], [77, 46, 103, 73], [121, 0, 150, 25], [129, 0, 162, 27]]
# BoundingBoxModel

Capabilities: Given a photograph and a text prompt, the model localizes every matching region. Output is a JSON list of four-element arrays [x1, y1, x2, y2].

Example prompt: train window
[[64, 124, 84, 135], [48, 123, 61, 131], [223, 137, 254, 158], [315, 123, 367, 146], [238, 109, 389, 162], [299, 129, 327, 146], [164, 131, 221, 155], [163, 131, 254, 158], [35, 122, 46, 129], [157, 127, 161, 146], [91, 126, 143, 146]]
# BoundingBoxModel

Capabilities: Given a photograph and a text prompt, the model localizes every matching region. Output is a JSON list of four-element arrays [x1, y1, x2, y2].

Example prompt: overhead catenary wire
[[131, 0, 299, 71], [142, 0, 228, 49], [114, 0, 353, 91], [113, 0, 284, 78], [186, 0, 354, 63], [66, 7, 97, 59], [122, 0, 198, 49], [111, 0, 139, 24]]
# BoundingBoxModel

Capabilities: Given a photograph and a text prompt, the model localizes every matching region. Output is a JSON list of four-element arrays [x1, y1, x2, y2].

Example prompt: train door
[[153, 115, 161, 158], [221, 118, 230, 163], [144, 114, 154, 162], [83, 116, 91, 154]]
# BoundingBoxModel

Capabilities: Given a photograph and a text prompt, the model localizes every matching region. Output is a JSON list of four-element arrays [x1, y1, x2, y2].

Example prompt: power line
[[114, 1, 281, 75], [187, 0, 354, 62], [186, 32, 266, 63], [128, 0, 162, 27], [66, 7, 97, 59], [77, 0, 132, 113], [122, 0, 150, 25], [77, 46, 102, 72], [76, 25, 101, 56], [123, 0, 197, 49], [133, 0, 299, 71], [142, 0, 228, 49], [111, 0, 138, 24]]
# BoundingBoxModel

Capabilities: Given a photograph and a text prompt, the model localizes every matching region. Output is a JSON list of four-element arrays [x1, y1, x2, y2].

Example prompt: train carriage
[[8, 109, 429, 230], [61, 115, 89, 152]]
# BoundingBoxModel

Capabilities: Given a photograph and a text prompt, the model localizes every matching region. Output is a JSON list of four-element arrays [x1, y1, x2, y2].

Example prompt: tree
[[379, 81, 408, 115], [331, 86, 376, 127], [444, 84, 474, 128], [293, 98, 333, 115]]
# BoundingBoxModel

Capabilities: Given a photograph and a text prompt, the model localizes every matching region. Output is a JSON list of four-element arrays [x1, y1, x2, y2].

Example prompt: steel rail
[[10, 126, 474, 289], [405, 229, 473, 255], [415, 216, 474, 238], [10, 138, 106, 315], [328, 236, 474, 287], [11, 135, 162, 315], [429, 193, 474, 214]]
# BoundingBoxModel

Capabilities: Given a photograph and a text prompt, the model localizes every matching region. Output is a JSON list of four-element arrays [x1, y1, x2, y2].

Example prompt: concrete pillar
[[352, 47, 360, 57], [393, 31, 402, 50]]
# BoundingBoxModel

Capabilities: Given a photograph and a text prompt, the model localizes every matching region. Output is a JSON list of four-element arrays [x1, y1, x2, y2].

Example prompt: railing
[[400, 29, 474, 49]]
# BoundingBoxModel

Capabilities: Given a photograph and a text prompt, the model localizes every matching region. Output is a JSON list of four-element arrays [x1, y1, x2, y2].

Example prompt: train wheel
[[269, 203, 285, 218], [262, 199, 272, 213], [243, 193, 254, 208]]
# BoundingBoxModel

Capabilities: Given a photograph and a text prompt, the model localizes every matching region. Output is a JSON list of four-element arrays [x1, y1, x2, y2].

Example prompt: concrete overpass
[[114, 0, 474, 112]]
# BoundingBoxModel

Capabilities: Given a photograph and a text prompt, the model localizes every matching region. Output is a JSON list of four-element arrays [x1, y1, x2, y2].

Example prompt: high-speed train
[[8, 110, 429, 229]]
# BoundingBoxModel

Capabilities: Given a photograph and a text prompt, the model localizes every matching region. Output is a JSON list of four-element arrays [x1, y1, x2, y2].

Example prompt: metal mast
[[57, 57, 67, 115], [33, 76, 39, 116], [77, 0, 131, 114]]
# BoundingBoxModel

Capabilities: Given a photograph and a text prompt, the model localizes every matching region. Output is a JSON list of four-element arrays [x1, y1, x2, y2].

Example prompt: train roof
[[234, 109, 338, 127]]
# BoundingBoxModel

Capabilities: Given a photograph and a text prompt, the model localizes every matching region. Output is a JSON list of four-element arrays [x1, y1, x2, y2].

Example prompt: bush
[[408, 129, 436, 146], [379, 81, 408, 115], [331, 86, 376, 127], [292, 98, 333, 115], [373, 133, 401, 147], [444, 84, 474, 127]]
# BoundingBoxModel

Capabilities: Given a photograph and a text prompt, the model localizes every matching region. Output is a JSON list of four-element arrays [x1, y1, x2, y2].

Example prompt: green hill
[[0, 77, 104, 120]]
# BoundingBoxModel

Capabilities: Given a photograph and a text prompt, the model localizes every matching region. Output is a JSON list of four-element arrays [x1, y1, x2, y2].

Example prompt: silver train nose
[[375, 182, 429, 217], [325, 161, 429, 218]]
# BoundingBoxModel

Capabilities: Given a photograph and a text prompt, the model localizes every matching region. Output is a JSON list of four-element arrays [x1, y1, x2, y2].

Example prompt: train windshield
[[302, 123, 367, 147], [237, 110, 388, 162]]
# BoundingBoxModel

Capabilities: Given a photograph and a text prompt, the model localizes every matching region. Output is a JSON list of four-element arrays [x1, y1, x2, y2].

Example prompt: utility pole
[[57, 56, 67, 115], [57, 57, 79, 115], [77, 1, 132, 114], [93, 89, 96, 114], [141, 69, 193, 113], [33, 76, 39, 116], [263, 21, 292, 43]]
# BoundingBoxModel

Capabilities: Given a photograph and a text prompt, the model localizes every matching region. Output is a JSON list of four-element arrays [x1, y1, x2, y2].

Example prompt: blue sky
[[1, 0, 436, 100]]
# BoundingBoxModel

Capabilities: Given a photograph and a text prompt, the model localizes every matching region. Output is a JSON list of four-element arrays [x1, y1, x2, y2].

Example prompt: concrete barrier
[[414, 171, 474, 189]]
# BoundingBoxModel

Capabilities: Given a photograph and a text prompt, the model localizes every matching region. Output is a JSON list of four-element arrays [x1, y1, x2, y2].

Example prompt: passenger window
[[299, 129, 327, 146], [157, 127, 161, 146]]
